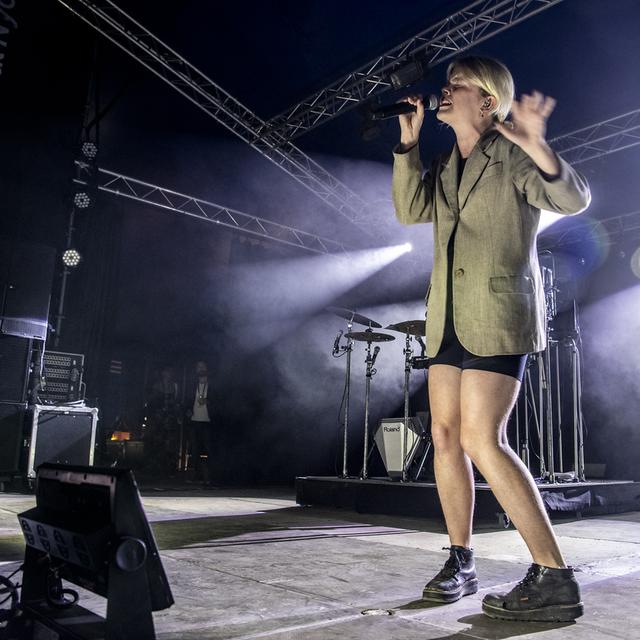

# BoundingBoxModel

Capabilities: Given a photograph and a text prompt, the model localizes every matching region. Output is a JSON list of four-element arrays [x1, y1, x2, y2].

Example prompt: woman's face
[[436, 71, 487, 127]]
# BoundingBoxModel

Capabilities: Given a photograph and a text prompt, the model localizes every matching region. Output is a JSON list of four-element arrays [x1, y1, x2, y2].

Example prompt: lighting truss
[[550, 108, 640, 165], [538, 209, 640, 250], [56, 0, 371, 230], [95, 167, 353, 255], [265, 0, 563, 140]]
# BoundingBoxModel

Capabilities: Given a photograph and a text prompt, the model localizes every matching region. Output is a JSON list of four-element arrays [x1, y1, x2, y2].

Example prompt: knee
[[431, 420, 463, 456], [460, 428, 505, 465]]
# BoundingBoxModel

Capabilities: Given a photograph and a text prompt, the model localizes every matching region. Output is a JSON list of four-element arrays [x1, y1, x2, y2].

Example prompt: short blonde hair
[[447, 56, 514, 122]]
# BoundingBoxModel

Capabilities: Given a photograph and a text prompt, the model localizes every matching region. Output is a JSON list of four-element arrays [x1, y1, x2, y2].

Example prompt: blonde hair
[[447, 56, 514, 122]]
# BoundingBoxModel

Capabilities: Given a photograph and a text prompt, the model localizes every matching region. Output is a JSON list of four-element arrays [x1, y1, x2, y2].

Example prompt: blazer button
[[454, 268, 465, 278]]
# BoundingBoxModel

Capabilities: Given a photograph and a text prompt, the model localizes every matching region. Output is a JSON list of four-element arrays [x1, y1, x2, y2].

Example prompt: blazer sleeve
[[392, 144, 438, 225], [510, 144, 591, 215]]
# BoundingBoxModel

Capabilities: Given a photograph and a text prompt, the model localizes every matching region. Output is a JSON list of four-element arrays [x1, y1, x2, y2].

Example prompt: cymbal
[[385, 320, 426, 337], [326, 306, 382, 328], [346, 331, 395, 343]]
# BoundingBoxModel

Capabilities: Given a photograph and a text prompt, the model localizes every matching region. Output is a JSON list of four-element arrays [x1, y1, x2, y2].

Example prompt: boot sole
[[482, 600, 584, 622], [422, 578, 479, 603]]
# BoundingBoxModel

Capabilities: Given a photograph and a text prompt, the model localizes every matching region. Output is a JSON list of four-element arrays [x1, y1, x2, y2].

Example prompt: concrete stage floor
[[1, 486, 639, 639]]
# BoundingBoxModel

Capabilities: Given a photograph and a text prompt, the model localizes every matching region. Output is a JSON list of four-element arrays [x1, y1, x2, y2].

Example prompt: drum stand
[[328, 307, 390, 480], [361, 336, 380, 480], [401, 330, 413, 482], [568, 336, 586, 481], [340, 332, 354, 479]]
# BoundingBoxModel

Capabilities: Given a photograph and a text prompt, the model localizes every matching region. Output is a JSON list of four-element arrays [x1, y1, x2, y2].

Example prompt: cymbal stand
[[333, 315, 355, 479], [569, 336, 586, 481], [553, 340, 564, 473], [401, 330, 412, 482], [340, 330, 354, 478], [543, 347, 556, 484], [536, 352, 548, 480], [361, 335, 380, 480]]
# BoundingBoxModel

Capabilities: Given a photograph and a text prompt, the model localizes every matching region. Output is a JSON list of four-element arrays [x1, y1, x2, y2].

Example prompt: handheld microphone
[[371, 345, 381, 367], [371, 94, 439, 120], [332, 330, 343, 355]]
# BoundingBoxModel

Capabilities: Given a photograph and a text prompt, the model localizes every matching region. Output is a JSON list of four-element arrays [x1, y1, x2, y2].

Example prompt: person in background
[[145, 365, 181, 472], [185, 360, 216, 485]]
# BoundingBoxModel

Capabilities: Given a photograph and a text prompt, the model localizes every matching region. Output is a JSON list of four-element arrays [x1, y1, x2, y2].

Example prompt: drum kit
[[327, 306, 428, 482]]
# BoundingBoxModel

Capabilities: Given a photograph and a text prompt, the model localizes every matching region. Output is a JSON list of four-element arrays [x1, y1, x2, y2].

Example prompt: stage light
[[16, 463, 173, 638], [81, 141, 98, 159], [389, 57, 427, 89], [73, 191, 91, 208], [62, 248, 82, 268]]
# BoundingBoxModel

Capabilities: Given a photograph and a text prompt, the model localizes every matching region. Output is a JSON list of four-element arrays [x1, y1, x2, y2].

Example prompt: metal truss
[[56, 0, 371, 230], [550, 109, 640, 165], [265, 0, 562, 140], [94, 167, 353, 255], [538, 209, 640, 250]]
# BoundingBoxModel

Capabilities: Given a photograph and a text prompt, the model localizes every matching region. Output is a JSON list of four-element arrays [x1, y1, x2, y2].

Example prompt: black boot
[[482, 563, 583, 622], [422, 545, 478, 603]]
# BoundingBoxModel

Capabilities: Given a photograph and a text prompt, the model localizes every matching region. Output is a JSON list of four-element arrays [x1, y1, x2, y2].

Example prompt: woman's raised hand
[[398, 95, 425, 149], [495, 91, 556, 152]]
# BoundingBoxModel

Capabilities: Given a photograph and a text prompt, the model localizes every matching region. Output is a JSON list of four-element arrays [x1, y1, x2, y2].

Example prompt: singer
[[392, 56, 590, 622]]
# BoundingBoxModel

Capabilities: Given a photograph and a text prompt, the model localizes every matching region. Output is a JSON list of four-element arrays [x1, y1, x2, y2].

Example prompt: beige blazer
[[392, 129, 591, 357]]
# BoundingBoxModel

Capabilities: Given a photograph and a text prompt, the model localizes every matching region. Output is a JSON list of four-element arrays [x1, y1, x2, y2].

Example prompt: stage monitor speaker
[[0, 402, 26, 476], [374, 416, 426, 480], [0, 334, 32, 403], [16, 463, 174, 639], [0, 236, 56, 340], [27, 405, 98, 479]]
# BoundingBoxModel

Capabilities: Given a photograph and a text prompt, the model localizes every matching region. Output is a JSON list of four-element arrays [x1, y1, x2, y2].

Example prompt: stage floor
[[1, 485, 639, 639]]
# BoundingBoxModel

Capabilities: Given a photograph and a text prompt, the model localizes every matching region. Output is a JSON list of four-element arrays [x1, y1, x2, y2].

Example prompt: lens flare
[[631, 247, 640, 279]]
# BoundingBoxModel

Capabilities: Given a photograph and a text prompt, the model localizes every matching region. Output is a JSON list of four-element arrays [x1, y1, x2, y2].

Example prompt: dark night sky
[[2, 1, 640, 480], [3, 1, 640, 235]]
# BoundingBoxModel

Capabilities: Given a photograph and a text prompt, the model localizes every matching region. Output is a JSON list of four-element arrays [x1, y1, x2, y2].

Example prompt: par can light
[[73, 192, 91, 209], [62, 249, 82, 268], [81, 141, 98, 159]]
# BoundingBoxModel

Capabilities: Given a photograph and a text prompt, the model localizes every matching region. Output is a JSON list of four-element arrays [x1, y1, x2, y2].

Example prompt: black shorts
[[429, 317, 528, 382]]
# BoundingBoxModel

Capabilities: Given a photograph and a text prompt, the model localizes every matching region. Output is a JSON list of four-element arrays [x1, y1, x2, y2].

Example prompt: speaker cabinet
[[0, 334, 32, 403], [0, 236, 56, 340], [0, 401, 26, 475], [27, 405, 98, 478]]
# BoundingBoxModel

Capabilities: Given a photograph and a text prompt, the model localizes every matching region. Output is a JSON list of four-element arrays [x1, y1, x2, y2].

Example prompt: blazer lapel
[[440, 144, 460, 217], [458, 129, 500, 211]]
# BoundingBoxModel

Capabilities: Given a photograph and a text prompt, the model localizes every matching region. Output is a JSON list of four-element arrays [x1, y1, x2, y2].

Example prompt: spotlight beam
[[224, 244, 415, 352]]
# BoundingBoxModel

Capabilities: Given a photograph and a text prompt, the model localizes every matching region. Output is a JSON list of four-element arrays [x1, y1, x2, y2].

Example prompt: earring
[[480, 110, 485, 118]]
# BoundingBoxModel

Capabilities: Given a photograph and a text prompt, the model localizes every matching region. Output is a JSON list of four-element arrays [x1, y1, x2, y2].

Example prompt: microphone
[[371, 94, 439, 121], [371, 346, 381, 367], [332, 330, 343, 355]]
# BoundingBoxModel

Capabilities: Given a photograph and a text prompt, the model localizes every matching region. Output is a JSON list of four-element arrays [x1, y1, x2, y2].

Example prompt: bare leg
[[429, 364, 474, 548], [459, 369, 565, 568]]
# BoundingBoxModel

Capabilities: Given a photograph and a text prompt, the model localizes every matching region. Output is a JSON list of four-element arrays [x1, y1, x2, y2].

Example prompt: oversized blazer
[[392, 129, 591, 357]]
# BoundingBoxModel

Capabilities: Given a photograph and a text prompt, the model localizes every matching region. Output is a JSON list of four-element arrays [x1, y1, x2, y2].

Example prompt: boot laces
[[515, 565, 540, 593], [437, 547, 462, 578]]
